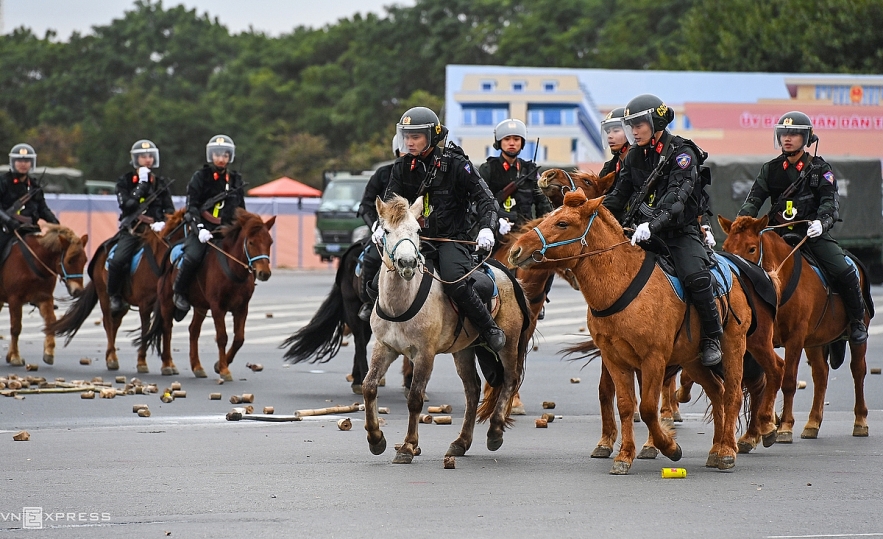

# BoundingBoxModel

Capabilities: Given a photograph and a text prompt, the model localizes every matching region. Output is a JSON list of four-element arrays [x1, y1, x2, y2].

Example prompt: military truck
[[705, 156, 883, 283], [313, 171, 372, 262]]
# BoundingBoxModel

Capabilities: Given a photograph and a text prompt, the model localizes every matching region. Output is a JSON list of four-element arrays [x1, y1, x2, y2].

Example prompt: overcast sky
[[3, 0, 415, 39]]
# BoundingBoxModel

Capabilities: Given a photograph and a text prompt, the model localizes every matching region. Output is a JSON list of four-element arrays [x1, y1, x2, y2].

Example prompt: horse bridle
[[58, 246, 83, 283], [530, 211, 598, 262], [242, 237, 270, 271], [382, 235, 424, 272], [548, 170, 577, 194]]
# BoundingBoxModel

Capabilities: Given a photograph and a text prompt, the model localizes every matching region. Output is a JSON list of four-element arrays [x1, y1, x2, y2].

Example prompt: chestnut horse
[[509, 192, 752, 474], [48, 212, 184, 372], [1, 225, 88, 366], [719, 215, 871, 441], [141, 209, 275, 380], [363, 196, 530, 464]]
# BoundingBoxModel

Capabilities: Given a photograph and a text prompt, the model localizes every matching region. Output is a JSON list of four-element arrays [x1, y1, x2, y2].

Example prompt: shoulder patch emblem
[[676, 153, 692, 169], [464, 162, 472, 174], [824, 171, 835, 184]]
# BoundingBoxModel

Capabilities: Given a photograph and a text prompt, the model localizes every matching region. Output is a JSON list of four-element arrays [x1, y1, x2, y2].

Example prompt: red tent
[[248, 176, 322, 198]]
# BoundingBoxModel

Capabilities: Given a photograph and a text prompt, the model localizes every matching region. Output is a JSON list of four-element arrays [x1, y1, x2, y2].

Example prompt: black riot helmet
[[623, 94, 675, 145], [396, 107, 448, 155], [775, 111, 817, 152], [9, 143, 36, 171]]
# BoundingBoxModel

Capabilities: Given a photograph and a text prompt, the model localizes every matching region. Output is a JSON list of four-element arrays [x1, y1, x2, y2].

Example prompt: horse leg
[[223, 307, 247, 371], [744, 342, 783, 451], [363, 343, 398, 457], [683, 363, 727, 468], [97, 291, 121, 371], [592, 361, 618, 458], [510, 391, 526, 416], [485, 338, 522, 452], [401, 357, 414, 395], [719, 336, 746, 469], [676, 371, 694, 403], [606, 361, 637, 475], [447, 349, 479, 457], [210, 307, 232, 382], [160, 300, 178, 375], [6, 300, 24, 366], [136, 305, 151, 374], [848, 341, 869, 436], [666, 376, 682, 422], [349, 321, 370, 395], [801, 346, 829, 439], [394, 352, 435, 464], [189, 309, 207, 378], [39, 299, 56, 365], [638, 365, 681, 462], [776, 343, 804, 443]]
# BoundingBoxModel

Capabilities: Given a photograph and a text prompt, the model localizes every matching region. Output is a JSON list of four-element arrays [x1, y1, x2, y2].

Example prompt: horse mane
[[162, 208, 187, 238], [728, 215, 761, 237], [37, 224, 81, 253], [218, 208, 266, 239], [382, 196, 411, 228]]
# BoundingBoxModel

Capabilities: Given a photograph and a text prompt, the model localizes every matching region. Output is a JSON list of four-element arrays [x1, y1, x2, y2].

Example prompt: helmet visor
[[9, 155, 36, 171], [206, 142, 235, 164], [600, 117, 626, 150], [774, 125, 811, 149], [131, 148, 160, 168], [397, 124, 433, 156], [622, 109, 654, 146]]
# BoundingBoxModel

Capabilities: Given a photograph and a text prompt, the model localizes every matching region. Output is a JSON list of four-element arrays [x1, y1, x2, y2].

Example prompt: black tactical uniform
[[356, 163, 393, 316], [0, 144, 58, 253], [173, 135, 245, 318], [479, 157, 550, 227], [739, 111, 867, 343], [603, 94, 722, 366]]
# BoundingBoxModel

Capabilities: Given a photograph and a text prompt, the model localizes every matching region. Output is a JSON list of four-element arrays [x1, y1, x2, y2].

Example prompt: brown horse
[[48, 213, 184, 372], [1, 225, 88, 366], [538, 168, 616, 208], [141, 209, 275, 380], [509, 192, 751, 474], [719, 215, 870, 441]]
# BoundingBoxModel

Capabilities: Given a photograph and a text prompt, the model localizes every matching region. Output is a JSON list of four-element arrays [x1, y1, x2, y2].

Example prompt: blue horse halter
[[560, 171, 577, 192], [383, 235, 424, 267], [530, 211, 598, 262], [59, 247, 83, 283], [243, 237, 269, 270]]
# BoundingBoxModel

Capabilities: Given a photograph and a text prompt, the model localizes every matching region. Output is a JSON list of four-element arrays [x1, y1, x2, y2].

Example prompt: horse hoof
[[487, 435, 503, 452], [368, 434, 387, 455], [705, 453, 721, 468], [800, 427, 819, 439], [8, 357, 24, 367], [609, 461, 631, 475], [172, 367, 179, 375], [221, 372, 234, 382], [853, 425, 869, 437], [214, 362, 220, 374], [161, 367, 175, 376], [590, 445, 613, 459], [668, 444, 682, 462], [633, 413, 641, 423], [351, 384, 363, 395], [378, 377, 386, 387], [637, 446, 659, 459], [137, 365, 150, 374], [762, 429, 778, 448], [446, 443, 467, 457], [717, 455, 736, 470], [392, 451, 413, 464], [776, 431, 793, 444], [510, 405, 526, 416], [737, 440, 756, 454], [193, 368, 207, 378], [42, 354, 54, 365], [672, 411, 683, 423]]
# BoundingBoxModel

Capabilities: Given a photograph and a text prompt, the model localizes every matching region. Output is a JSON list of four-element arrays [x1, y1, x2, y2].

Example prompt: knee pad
[[836, 266, 859, 287], [445, 281, 470, 302], [684, 271, 712, 292]]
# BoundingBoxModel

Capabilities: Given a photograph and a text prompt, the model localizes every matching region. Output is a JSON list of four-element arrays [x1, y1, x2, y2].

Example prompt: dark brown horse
[[509, 192, 752, 474], [720, 215, 870, 442], [1, 225, 88, 366], [142, 209, 275, 380], [48, 212, 184, 372]]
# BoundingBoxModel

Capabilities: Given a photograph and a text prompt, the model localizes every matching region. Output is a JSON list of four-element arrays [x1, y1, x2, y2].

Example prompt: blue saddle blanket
[[663, 252, 737, 302], [105, 245, 144, 274], [170, 244, 185, 268], [809, 256, 858, 289]]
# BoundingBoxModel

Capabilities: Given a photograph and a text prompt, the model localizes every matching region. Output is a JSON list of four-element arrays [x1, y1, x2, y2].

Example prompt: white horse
[[362, 195, 530, 464]]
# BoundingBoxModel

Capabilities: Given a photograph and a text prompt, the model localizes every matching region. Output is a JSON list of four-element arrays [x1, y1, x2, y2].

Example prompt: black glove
[[0, 210, 20, 230]]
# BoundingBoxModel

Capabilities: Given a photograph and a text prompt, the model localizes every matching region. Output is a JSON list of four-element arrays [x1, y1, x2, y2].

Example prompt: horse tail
[[46, 280, 98, 346], [560, 338, 602, 365], [279, 260, 347, 364], [136, 294, 165, 354]]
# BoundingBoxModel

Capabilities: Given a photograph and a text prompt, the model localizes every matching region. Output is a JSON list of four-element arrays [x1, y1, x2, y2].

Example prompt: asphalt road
[[1, 270, 882, 538]]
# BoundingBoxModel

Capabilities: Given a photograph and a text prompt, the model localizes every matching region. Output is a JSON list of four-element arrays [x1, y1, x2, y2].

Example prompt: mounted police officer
[[106, 140, 175, 314], [173, 134, 246, 320], [363, 106, 504, 352], [478, 118, 551, 234], [738, 111, 867, 343], [0, 143, 59, 252], [603, 94, 723, 366], [356, 137, 399, 321], [599, 108, 630, 181]]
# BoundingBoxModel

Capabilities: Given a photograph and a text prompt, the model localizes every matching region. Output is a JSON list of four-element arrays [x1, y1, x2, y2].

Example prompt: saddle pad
[[170, 243, 185, 269], [472, 263, 499, 304], [808, 256, 857, 289], [663, 252, 735, 303], [105, 244, 145, 274]]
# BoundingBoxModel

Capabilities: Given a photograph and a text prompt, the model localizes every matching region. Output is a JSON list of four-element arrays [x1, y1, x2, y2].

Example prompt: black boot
[[172, 258, 199, 321], [106, 264, 128, 315], [836, 268, 868, 344], [686, 272, 724, 367], [456, 285, 506, 353], [358, 273, 378, 322]]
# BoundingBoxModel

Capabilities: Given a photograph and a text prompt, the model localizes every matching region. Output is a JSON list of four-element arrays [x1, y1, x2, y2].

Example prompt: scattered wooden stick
[[427, 404, 452, 414], [419, 414, 433, 424], [12, 431, 30, 441], [2, 385, 97, 397], [294, 402, 360, 418], [337, 418, 352, 431], [433, 415, 452, 425], [542, 401, 556, 409]]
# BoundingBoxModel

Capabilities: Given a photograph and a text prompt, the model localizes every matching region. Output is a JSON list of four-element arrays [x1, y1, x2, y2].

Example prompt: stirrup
[[358, 302, 373, 322], [482, 326, 506, 353], [109, 295, 128, 315], [849, 320, 868, 344]]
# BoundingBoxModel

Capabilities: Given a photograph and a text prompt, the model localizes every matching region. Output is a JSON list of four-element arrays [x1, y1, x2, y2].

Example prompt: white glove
[[198, 227, 213, 243], [371, 221, 385, 245], [138, 166, 150, 183], [631, 222, 651, 246], [476, 228, 495, 251], [702, 225, 716, 248], [807, 220, 823, 238], [498, 218, 512, 235], [150, 221, 166, 233]]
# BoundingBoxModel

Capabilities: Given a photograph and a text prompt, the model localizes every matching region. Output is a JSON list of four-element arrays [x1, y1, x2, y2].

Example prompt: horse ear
[[718, 215, 732, 234], [375, 196, 385, 218], [80, 234, 89, 248], [598, 171, 616, 195], [758, 215, 769, 230], [409, 197, 423, 220], [563, 190, 589, 208], [264, 216, 276, 231], [57, 234, 71, 250]]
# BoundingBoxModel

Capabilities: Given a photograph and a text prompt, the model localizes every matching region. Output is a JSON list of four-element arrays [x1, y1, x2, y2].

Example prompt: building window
[[480, 80, 495, 92], [512, 81, 525, 92], [462, 105, 509, 126], [527, 105, 579, 126], [543, 81, 557, 92]]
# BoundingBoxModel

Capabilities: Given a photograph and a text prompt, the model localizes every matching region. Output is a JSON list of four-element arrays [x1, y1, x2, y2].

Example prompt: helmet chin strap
[[502, 149, 520, 158]]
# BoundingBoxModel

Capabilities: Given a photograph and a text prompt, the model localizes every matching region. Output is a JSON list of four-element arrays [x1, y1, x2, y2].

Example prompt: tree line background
[[1, 0, 882, 192]]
